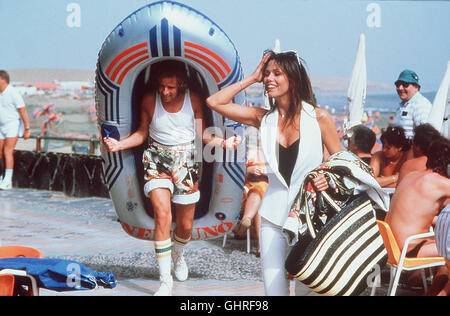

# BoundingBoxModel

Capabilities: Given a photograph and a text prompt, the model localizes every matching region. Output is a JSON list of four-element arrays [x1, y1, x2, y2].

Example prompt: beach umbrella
[[345, 34, 367, 134], [427, 60, 450, 138], [443, 99, 450, 139]]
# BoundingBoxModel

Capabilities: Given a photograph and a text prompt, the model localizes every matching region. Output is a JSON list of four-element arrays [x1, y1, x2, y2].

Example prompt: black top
[[278, 139, 300, 187]]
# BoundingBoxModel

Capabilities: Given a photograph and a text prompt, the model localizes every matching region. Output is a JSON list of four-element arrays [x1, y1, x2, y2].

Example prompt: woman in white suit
[[207, 51, 342, 295]]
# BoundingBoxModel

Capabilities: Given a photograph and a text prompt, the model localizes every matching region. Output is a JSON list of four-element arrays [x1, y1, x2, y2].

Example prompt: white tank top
[[149, 89, 195, 145]]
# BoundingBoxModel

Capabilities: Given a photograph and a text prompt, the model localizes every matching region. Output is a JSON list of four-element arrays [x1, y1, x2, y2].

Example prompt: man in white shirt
[[0, 70, 31, 190], [393, 69, 432, 139]]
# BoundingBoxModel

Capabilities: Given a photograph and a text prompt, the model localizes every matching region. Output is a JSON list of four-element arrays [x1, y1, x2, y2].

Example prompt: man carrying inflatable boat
[[103, 61, 241, 296]]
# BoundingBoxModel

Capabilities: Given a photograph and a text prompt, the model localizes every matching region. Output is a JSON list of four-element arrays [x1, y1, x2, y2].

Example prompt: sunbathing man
[[397, 123, 442, 185], [370, 126, 410, 188], [386, 137, 450, 294]]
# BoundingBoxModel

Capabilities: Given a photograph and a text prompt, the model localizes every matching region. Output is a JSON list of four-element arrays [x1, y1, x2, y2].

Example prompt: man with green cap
[[392, 69, 432, 139]]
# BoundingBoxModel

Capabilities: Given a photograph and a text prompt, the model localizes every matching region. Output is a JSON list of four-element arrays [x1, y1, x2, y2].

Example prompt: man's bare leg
[[0, 137, 18, 189], [426, 266, 449, 296], [408, 240, 440, 287], [172, 203, 196, 281], [0, 139, 4, 179], [254, 213, 262, 256], [174, 203, 196, 240], [150, 188, 173, 295]]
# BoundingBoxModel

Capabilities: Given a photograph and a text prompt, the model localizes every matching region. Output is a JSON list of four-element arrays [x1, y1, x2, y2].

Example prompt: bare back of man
[[397, 156, 427, 185], [386, 170, 450, 257]]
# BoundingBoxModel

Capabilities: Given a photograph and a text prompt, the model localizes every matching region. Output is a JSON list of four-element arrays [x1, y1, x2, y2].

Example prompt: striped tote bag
[[285, 192, 387, 296]]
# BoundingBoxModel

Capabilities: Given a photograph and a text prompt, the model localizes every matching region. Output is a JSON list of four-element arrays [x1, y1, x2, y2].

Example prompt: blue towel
[[0, 257, 117, 292]]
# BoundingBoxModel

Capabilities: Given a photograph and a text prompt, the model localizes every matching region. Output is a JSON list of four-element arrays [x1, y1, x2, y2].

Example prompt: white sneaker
[[172, 247, 188, 281], [154, 275, 173, 296], [0, 179, 12, 190]]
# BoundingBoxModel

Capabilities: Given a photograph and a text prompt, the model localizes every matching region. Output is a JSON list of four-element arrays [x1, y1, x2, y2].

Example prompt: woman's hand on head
[[250, 53, 272, 83]]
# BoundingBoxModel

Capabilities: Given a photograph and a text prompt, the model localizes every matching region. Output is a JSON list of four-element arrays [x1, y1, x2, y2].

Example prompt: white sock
[[172, 234, 190, 254], [154, 239, 172, 278], [3, 169, 13, 183]]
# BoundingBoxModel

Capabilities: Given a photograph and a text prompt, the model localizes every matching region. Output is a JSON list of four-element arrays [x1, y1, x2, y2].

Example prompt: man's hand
[[247, 165, 265, 176], [223, 135, 242, 150], [23, 129, 31, 140], [103, 137, 121, 152]]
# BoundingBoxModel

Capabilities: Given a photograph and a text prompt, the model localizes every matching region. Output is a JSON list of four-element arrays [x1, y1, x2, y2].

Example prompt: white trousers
[[260, 217, 302, 296]]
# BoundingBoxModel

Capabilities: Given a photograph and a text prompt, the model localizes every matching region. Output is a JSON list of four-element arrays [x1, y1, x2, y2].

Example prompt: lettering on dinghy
[[121, 221, 233, 240]]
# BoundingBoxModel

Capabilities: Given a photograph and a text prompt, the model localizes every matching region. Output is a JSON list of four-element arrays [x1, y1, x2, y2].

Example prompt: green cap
[[395, 69, 420, 86]]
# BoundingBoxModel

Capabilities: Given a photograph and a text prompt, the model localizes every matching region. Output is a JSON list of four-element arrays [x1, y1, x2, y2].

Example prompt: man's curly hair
[[426, 137, 450, 178]]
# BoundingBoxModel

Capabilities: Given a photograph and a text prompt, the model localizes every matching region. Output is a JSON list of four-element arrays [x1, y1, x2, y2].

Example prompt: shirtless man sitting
[[386, 137, 450, 294], [397, 123, 441, 185]]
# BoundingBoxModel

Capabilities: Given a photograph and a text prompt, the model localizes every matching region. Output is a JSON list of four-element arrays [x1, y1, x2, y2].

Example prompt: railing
[[25, 135, 100, 155]]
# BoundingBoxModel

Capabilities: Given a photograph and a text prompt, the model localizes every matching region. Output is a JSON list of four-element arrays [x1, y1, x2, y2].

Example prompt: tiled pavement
[[0, 188, 422, 296]]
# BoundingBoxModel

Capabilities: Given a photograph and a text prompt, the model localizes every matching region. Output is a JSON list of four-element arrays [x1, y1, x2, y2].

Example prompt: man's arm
[[17, 107, 31, 140], [191, 92, 241, 149], [103, 93, 154, 152]]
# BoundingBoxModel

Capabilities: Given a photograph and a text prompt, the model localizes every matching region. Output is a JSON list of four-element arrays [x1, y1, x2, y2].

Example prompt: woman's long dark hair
[[262, 50, 316, 126]]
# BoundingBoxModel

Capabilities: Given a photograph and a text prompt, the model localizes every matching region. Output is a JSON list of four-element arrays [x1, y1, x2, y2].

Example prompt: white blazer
[[259, 102, 323, 227]]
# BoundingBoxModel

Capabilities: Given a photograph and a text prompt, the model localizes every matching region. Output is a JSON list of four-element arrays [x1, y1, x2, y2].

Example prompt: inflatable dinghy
[[95, 1, 246, 240]]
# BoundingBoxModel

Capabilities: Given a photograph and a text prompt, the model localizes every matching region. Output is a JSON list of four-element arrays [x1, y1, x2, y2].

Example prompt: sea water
[[315, 90, 437, 115], [246, 91, 437, 115]]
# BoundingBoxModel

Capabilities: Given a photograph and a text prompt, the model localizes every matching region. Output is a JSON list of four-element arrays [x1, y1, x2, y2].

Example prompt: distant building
[[11, 81, 94, 97], [12, 83, 37, 95]]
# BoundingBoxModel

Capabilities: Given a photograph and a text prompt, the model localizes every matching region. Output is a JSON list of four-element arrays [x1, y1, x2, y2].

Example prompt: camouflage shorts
[[142, 140, 200, 205]]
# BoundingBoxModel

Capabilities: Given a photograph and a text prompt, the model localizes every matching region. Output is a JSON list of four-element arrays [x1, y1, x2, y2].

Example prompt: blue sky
[[0, 0, 449, 91]]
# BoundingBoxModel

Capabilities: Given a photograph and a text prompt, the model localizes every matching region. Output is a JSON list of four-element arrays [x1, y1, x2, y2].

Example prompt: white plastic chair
[[375, 220, 446, 296], [222, 229, 251, 254]]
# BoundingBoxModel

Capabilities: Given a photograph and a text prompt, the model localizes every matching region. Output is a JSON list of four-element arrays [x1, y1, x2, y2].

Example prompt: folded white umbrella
[[443, 98, 450, 138], [427, 60, 450, 138], [345, 34, 367, 134]]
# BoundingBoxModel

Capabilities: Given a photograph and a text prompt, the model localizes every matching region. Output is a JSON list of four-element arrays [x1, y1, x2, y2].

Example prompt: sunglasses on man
[[395, 81, 410, 88]]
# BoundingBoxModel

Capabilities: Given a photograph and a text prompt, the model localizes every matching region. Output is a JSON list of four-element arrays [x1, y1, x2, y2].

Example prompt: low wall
[[13, 150, 110, 198]]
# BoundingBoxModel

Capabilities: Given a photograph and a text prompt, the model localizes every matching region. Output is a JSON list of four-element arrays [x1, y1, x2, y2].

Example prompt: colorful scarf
[[282, 151, 390, 245]]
